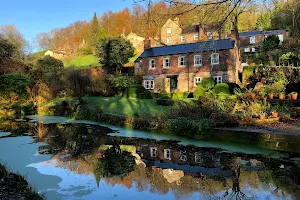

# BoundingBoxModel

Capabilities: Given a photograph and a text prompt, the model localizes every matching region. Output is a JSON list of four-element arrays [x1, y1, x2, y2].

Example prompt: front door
[[169, 76, 178, 93]]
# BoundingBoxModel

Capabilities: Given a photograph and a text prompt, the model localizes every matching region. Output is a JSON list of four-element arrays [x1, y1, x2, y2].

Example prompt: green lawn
[[63, 55, 99, 68], [45, 96, 172, 117]]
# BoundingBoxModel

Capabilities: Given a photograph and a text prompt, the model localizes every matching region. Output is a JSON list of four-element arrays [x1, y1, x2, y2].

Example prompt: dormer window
[[194, 33, 199, 40], [167, 27, 172, 34], [250, 36, 255, 44], [167, 37, 171, 44]]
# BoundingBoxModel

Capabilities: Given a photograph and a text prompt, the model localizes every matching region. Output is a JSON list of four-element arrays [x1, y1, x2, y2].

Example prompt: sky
[[0, 0, 136, 42]]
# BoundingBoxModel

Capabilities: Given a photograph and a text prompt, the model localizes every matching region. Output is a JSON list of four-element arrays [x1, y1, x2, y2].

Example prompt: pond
[[0, 116, 300, 200]]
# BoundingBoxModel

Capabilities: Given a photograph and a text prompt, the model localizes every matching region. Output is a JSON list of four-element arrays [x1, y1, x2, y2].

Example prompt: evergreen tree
[[88, 13, 101, 47], [97, 36, 134, 74]]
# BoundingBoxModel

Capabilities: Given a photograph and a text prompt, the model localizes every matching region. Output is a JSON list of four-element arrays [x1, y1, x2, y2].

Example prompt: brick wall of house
[[239, 34, 265, 47], [136, 49, 238, 92]]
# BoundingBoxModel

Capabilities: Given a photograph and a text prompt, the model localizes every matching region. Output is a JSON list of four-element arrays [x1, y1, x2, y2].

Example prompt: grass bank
[[37, 96, 212, 135], [0, 164, 42, 200]]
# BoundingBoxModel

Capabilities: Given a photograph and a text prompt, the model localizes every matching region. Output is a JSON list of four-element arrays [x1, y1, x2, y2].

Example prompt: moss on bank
[[0, 164, 42, 200]]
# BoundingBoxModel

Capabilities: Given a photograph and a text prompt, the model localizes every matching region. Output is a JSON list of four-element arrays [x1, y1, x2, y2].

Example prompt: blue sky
[[0, 0, 136, 42]]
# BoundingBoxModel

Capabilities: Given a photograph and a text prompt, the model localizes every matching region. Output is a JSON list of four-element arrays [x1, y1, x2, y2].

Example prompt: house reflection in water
[[136, 144, 234, 180]]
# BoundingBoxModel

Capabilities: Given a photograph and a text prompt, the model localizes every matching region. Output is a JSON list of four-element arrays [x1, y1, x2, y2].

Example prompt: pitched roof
[[239, 29, 288, 37], [182, 25, 199, 34], [138, 38, 235, 59]]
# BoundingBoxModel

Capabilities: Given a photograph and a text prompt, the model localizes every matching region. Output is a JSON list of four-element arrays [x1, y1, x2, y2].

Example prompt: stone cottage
[[160, 18, 220, 46], [135, 25, 241, 93]]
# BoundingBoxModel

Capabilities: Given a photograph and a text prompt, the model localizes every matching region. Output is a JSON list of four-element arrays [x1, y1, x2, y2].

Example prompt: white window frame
[[150, 147, 157, 157], [207, 32, 213, 40], [167, 37, 171, 44], [278, 34, 284, 42], [144, 80, 154, 90], [194, 33, 199, 40], [181, 35, 186, 42], [211, 53, 219, 65], [251, 47, 256, 52], [250, 36, 255, 44], [164, 149, 171, 160], [213, 76, 222, 84], [178, 56, 186, 67], [195, 152, 203, 163], [194, 55, 202, 66], [244, 48, 250, 52], [179, 151, 187, 161], [194, 77, 202, 87], [163, 58, 170, 68], [149, 59, 156, 69], [167, 27, 172, 34]]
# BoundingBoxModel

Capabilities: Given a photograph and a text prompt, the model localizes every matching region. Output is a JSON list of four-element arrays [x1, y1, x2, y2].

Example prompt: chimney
[[199, 24, 206, 41], [230, 22, 239, 40], [144, 36, 152, 49]]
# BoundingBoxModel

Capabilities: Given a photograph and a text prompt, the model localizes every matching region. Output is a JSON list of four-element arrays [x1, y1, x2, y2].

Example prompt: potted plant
[[289, 92, 298, 100], [258, 91, 266, 100], [265, 86, 274, 100], [259, 111, 266, 120], [243, 110, 252, 121], [249, 89, 257, 100], [271, 105, 279, 118], [278, 92, 285, 100]]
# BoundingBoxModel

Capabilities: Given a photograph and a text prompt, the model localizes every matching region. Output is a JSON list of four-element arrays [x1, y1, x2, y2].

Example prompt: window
[[164, 149, 171, 160], [278, 34, 284, 42], [178, 56, 186, 67], [167, 27, 172, 34], [250, 36, 255, 44], [163, 58, 170, 68], [207, 32, 213, 40], [251, 47, 256, 52], [211, 53, 219, 65], [195, 152, 203, 163], [213, 76, 222, 83], [149, 59, 156, 69], [194, 55, 202, 66], [143, 80, 154, 90], [244, 48, 250, 52], [194, 33, 199, 40], [150, 147, 157, 157], [181, 35, 186, 42], [135, 62, 140, 68], [179, 151, 187, 161], [167, 37, 172, 44], [194, 77, 202, 87]]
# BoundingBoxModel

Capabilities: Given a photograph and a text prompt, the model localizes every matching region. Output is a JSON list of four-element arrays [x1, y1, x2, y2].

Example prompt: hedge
[[193, 85, 205, 99], [214, 83, 230, 94], [201, 77, 215, 91], [158, 90, 171, 98], [126, 85, 145, 98]]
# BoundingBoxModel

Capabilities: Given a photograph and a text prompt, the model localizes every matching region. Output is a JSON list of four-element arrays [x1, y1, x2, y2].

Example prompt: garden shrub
[[217, 92, 230, 100], [156, 98, 174, 106], [263, 35, 280, 51], [126, 85, 145, 98], [193, 85, 205, 99], [0, 74, 33, 102], [172, 92, 184, 99], [158, 90, 171, 98], [166, 117, 212, 135], [214, 83, 230, 94], [138, 90, 153, 99], [201, 77, 215, 91]]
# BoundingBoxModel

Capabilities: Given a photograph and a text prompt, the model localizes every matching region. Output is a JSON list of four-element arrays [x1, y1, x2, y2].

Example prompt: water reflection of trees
[[23, 122, 300, 199]]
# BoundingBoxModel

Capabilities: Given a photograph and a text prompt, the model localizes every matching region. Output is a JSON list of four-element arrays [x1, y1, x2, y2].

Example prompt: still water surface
[[0, 116, 299, 200]]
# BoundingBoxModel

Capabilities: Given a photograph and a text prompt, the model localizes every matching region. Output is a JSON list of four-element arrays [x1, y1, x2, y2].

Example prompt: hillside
[[63, 55, 99, 68]]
